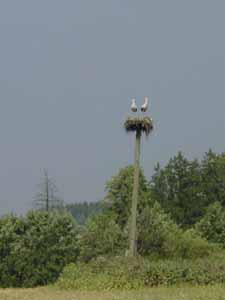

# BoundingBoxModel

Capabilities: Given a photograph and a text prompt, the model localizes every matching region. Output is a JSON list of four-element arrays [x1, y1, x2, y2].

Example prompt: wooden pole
[[44, 169, 49, 212], [129, 129, 141, 256]]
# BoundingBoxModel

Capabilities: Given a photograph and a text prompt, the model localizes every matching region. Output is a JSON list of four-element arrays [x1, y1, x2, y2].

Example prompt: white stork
[[131, 98, 138, 112], [141, 96, 149, 112]]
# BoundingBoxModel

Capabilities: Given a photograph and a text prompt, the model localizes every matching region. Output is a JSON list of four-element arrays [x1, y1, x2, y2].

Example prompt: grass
[[1, 285, 225, 300]]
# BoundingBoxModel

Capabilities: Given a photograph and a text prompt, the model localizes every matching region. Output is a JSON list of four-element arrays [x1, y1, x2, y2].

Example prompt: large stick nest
[[124, 116, 153, 136]]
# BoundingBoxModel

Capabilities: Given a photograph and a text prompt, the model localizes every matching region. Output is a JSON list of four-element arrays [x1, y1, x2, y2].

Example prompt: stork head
[[144, 96, 149, 104]]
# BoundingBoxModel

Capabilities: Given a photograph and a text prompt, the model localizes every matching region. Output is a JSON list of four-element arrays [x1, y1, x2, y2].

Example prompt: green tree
[[138, 202, 179, 256], [150, 152, 204, 226], [78, 213, 126, 262], [201, 150, 225, 206], [103, 165, 152, 229], [196, 202, 225, 246], [138, 203, 212, 258], [0, 211, 79, 287], [0, 214, 27, 287]]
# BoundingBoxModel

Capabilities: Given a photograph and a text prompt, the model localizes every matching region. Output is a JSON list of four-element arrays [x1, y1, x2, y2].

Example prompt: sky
[[0, 0, 225, 215]]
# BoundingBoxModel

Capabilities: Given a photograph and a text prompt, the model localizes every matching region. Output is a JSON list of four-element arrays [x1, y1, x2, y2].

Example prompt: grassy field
[[1, 285, 225, 300]]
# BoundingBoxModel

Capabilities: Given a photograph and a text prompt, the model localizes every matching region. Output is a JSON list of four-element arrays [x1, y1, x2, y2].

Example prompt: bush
[[57, 252, 225, 291], [138, 203, 179, 256], [78, 202, 213, 261], [0, 214, 27, 287], [196, 202, 225, 246], [0, 211, 79, 287], [138, 203, 213, 258], [145, 252, 225, 286], [78, 213, 126, 262], [175, 228, 215, 259], [57, 256, 146, 290]]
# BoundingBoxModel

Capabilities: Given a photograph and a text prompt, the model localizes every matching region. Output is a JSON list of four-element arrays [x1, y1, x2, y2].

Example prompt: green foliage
[[57, 256, 147, 291], [0, 214, 27, 287], [78, 213, 126, 262], [196, 202, 225, 246], [201, 150, 225, 206], [151, 150, 225, 227], [151, 152, 206, 227], [66, 201, 102, 225], [3, 149, 225, 289], [76, 200, 212, 261], [145, 252, 225, 287], [104, 165, 152, 228], [138, 203, 179, 256], [57, 252, 225, 291], [138, 203, 213, 258], [175, 228, 216, 259], [0, 211, 79, 287]]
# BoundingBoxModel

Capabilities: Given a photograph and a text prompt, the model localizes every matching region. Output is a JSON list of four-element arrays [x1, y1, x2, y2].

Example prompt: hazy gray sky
[[0, 0, 225, 215]]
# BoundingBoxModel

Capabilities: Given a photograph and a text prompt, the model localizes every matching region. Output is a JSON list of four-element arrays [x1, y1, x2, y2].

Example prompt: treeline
[[65, 202, 102, 225], [151, 150, 225, 227], [2, 149, 225, 288]]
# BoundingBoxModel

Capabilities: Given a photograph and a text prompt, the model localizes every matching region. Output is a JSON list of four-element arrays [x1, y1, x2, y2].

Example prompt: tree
[[138, 203, 212, 258], [150, 152, 204, 227], [0, 214, 27, 287], [0, 211, 79, 287], [104, 165, 152, 229], [78, 212, 126, 262], [138, 202, 179, 256], [201, 150, 225, 206], [196, 202, 225, 246], [34, 169, 63, 211]]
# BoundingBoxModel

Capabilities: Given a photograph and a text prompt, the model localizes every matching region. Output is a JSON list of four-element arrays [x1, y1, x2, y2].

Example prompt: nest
[[124, 116, 153, 136]]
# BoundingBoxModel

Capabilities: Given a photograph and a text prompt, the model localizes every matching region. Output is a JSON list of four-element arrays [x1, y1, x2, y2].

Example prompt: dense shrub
[[77, 202, 213, 262], [0, 214, 27, 287], [78, 213, 126, 262], [138, 203, 179, 256], [145, 252, 225, 287], [174, 228, 215, 259], [196, 202, 225, 246], [57, 252, 225, 291], [138, 203, 213, 258], [57, 256, 147, 290], [0, 211, 79, 287]]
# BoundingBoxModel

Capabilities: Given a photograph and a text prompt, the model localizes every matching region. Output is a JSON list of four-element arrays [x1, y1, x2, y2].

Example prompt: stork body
[[141, 97, 149, 112], [131, 98, 138, 112]]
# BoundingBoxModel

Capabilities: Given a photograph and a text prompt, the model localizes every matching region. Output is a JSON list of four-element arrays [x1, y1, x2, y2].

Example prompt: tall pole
[[129, 129, 141, 256], [125, 96, 153, 256], [44, 170, 49, 212]]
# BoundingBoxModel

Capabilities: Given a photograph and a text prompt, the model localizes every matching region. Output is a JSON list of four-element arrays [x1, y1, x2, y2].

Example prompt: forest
[[1, 150, 225, 290]]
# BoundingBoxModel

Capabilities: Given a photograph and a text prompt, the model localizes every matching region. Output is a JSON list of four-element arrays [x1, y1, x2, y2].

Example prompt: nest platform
[[124, 116, 153, 136]]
